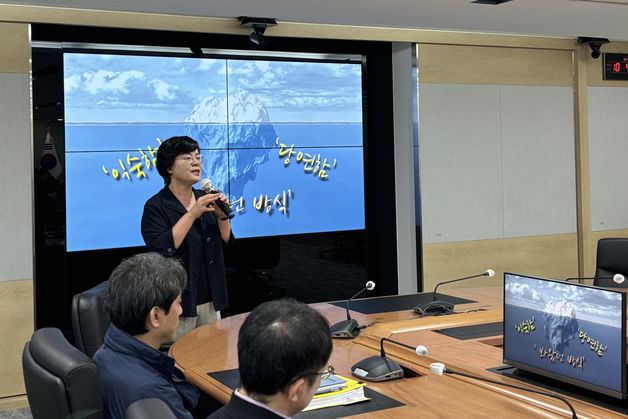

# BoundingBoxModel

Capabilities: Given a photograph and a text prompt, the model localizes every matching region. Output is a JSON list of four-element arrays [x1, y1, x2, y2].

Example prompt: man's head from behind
[[238, 299, 332, 415], [105, 252, 187, 345]]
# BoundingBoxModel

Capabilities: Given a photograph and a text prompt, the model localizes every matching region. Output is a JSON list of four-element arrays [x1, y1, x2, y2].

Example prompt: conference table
[[171, 287, 626, 418]]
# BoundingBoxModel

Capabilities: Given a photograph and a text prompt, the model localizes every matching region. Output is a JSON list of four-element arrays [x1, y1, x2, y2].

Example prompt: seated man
[[208, 299, 332, 419], [93, 252, 199, 419]]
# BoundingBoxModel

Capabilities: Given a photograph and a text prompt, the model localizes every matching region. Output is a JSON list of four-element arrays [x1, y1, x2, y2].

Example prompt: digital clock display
[[604, 53, 628, 80]]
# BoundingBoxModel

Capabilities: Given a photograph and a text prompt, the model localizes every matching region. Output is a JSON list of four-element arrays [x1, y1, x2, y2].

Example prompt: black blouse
[[141, 186, 234, 316]]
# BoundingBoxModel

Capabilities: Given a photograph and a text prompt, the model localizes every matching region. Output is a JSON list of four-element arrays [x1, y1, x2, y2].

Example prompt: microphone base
[[351, 356, 404, 382], [413, 300, 454, 316], [330, 319, 361, 339]]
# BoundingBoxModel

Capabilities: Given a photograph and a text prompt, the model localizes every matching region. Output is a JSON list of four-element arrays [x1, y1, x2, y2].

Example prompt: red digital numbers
[[604, 54, 628, 79]]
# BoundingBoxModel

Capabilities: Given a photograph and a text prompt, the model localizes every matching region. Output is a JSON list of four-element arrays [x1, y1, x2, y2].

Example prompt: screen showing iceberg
[[64, 52, 365, 251], [503, 273, 626, 398]]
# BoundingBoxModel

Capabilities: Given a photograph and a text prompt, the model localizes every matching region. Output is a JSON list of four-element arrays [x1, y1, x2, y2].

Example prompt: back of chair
[[594, 238, 628, 288], [72, 281, 110, 357], [22, 328, 102, 419], [125, 398, 177, 419]]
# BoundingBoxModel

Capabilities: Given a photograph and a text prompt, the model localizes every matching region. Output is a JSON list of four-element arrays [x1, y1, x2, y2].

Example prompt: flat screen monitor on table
[[503, 272, 626, 399]]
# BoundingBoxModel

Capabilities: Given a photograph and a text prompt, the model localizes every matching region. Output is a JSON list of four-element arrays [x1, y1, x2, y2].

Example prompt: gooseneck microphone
[[329, 281, 375, 339], [351, 337, 428, 382], [200, 179, 235, 220], [413, 269, 495, 316], [429, 363, 577, 419], [565, 274, 625, 285]]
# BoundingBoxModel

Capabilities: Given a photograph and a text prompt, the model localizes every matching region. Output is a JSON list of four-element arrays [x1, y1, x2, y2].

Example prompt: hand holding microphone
[[189, 193, 222, 219], [200, 178, 234, 220]]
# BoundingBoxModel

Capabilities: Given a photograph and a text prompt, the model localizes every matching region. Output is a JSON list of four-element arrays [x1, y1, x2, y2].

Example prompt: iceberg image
[[543, 299, 579, 352], [185, 89, 277, 198]]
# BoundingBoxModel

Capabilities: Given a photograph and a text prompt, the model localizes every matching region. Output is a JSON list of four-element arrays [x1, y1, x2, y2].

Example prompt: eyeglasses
[[302, 364, 335, 380], [176, 154, 202, 163]]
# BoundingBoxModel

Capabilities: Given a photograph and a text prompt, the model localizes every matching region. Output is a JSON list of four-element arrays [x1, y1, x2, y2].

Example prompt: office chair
[[72, 280, 110, 357], [22, 327, 102, 419], [594, 238, 628, 288], [125, 398, 177, 419]]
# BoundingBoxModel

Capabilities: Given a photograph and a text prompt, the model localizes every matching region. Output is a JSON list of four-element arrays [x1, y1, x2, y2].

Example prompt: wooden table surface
[[172, 287, 626, 418]]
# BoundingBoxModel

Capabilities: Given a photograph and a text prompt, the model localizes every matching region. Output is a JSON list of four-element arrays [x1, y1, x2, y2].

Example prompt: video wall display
[[64, 52, 365, 251], [503, 273, 626, 398]]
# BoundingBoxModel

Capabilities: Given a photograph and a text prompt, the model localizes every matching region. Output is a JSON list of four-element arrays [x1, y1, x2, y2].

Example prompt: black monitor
[[503, 272, 626, 399]]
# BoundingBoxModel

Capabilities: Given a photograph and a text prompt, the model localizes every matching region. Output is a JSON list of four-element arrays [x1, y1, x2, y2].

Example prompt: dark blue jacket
[[93, 324, 199, 419]]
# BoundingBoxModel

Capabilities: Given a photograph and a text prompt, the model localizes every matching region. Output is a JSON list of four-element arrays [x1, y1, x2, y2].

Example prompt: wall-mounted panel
[[501, 85, 577, 237], [0, 73, 33, 281], [0, 22, 29, 73], [419, 84, 503, 243], [418, 45, 577, 289], [419, 44, 573, 86], [423, 233, 578, 291], [588, 87, 628, 231], [0, 279, 33, 397]]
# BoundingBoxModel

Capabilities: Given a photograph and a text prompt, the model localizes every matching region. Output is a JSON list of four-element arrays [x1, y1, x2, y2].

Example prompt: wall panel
[[0, 21, 33, 400], [419, 84, 503, 243], [0, 280, 33, 397], [423, 234, 578, 291], [418, 45, 577, 288], [0, 73, 33, 282], [501, 85, 576, 237], [588, 87, 628, 232], [419, 44, 573, 86], [0, 22, 30, 73]]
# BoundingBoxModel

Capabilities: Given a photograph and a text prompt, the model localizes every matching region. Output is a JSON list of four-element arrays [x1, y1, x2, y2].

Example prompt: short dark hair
[[156, 136, 199, 185], [238, 299, 332, 397], [105, 252, 187, 336]]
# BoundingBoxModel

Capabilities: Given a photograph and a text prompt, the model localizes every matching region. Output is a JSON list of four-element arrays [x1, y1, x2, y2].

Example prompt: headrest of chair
[[30, 328, 97, 380], [75, 281, 109, 313]]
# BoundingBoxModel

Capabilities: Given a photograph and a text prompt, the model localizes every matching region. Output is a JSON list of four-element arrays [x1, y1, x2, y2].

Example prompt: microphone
[[565, 274, 625, 285], [429, 363, 577, 419], [351, 337, 428, 382], [200, 178, 235, 220], [329, 281, 375, 339], [413, 269, 495, 316]]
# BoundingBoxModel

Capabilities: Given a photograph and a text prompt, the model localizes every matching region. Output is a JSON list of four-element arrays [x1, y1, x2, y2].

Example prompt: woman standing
[[141, 136, 234, 339]]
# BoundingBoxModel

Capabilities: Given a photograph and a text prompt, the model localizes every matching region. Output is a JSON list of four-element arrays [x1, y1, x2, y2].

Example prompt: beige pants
[[175, 301, 220, 341]]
